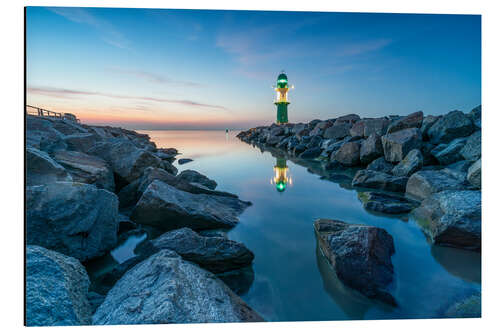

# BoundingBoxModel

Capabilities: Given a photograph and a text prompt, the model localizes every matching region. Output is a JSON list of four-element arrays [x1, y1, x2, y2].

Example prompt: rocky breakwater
[[25, 115, 261, 325]]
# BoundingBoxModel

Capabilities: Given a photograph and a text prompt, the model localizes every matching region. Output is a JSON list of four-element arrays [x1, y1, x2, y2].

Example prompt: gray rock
[[178, 158, 194, 165], [291, 123, 306, 134], [64, 133, 98, 153], [88, 292, 106, 314], [386, 111, 423, 134], [306, 135, 323, 148], [334, 114, 360, 126], [323, 123, 351, 140], [391, 149, 423, 177], [26, 182, 119, 261], [270, 126, 284, 137], [276, 136, 291, 149], [287, 136, 300, 151], [177, 169, 217, 190], [431, 138, 467, 165], [413, 190, 481, 251], [358, 191, 417, 214], [293, 143, 307, 155], [52, 150, 115, 192], [467, 159, 481, 189], [447, 160, 474, 173], [381, 127, 422, 163], [363, 118, 390, 137], [366, 157, 394, 173], [92, 250, 263, 324], [421, 115, 440, 141], [299, 147, 322, 159], [360, 134, 383, 164], [444, 294, 481, 318], [310, 121, 332, 136], [131, 180, 251, 230], [406, 169, 469, 201], [26, 245, 92, 326], [427, 110, 475, 144], [468, 105, 481, 129], [349, 120, 365, 137], [26, 116, 67, 152], [352, 170, 408, 192], [26, 147, 72, 186], [314, 219, 396, 305], [460, 131, 481, 161], [333, 141, 361, 166]]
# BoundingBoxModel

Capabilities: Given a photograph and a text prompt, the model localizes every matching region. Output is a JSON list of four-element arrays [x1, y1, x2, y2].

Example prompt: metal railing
[[26, 105, 80, 123]]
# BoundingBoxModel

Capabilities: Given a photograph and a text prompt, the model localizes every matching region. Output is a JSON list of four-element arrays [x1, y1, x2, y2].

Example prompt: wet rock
[[358, 191, 417, 214], [26, 182, 119, 261], [314, 219, 396, 305], [333, 141, 361, 166], [293, 143, 307, 155], [92, 250, 263, 324], [299, 147, 322, 159], [26, 147, 72, 186], [366, 157, 394, 173], [460, 131, 481, 161], [177, 169, 217, 190], [287, 136, 300, 151], [386, 111, 423, 134], [52, 150, 115, 192], [431, 138, 466, 165], [178, 158, 194, 165], [306, 135, 323, 149], [427, 110, 475, 144], [26, 245, 92, 326], [324, 123, 351, 140], [467, 159, 481, 189], [406, 169, 469, 201], [391, 149, 423, 177], [334, 114, 360, 126], [468, 105, 481, 129], [413, 190, 481, 251], [276, 136, 291, 149], [359, 134, 383, 165], [64, 133, 98, 153], [444, 293, 481, 318], [352, 170, 408, 192], [381, 127, 422, 163], [131, 180, 251, 230]]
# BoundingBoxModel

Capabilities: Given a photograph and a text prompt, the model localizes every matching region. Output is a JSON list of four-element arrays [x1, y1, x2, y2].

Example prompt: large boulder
[[358, 191, 417, 214], [460, 131, 481, 161], [88, 138, 165, 183], [177, 169, 217, 190], [299, 147, 322, 159], [349, 120, 365, 137], [427, 110, 475, 144], [366, 157, 394, 173], [431, 138, 467, 165], [26, 182, 119, 261], [26, 147, 72, 186], [63, 133, 98, 153], [323, 123, 351, 140], [381, 127, 422, 163], [26, 245, 92, 326], [314, 219, 396, 305], [391, 149, 423, 177], [467, 159, 481, 189], [352, 170, 408, 192], [52, 150, 115, 192], [334, 114, 360, 126], [468, 105, 481, 129], [420, 115, 440, 140], [92, 250, 263, 324], [413, 190, 481, 251], [406, 169, 469, 201], [386, 111, 423, 134], [359, 134, 383, 164], [333, 141, 361, 166], [363, 118, 390, 137], [26, 116, 66, 152], [131, 180, 251, 230]]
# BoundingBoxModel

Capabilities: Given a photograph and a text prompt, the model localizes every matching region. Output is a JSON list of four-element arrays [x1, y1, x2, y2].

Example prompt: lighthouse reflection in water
[[270, 157, 292, 192]]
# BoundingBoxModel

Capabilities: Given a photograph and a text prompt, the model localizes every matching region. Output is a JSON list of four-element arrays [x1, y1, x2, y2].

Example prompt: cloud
[[335, 39, 392, 57], [48, 7, 130, 49], [107, 67, 201, 87], [27, 86, 227, 111]]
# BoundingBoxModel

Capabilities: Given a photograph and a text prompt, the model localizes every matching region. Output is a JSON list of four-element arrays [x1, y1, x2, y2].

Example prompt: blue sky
[[26, 7, 481, 129]]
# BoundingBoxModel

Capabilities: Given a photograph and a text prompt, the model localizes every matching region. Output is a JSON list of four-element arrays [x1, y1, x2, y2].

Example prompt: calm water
[[128, 130, 480, 321]]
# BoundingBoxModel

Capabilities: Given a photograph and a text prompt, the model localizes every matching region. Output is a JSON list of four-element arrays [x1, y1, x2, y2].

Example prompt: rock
[[406, 169, 469, 201], [291, 123, 306, 134], [287, 136, 300, 151], [427, 110, 475, 144], [381, 127, 422, 163], [299, 147, 322, 159], [88, 292, 106, 314], [178, 158, 194, 165], [359, 134, 383, 164], [391, 149, 423, 177], [349, 120, 365, 137], [447, 160, 474, 173], [333, 141, 361, 166], [421, 115, 440, 140], [460, 131, 481, 161], [131, 180, 251, 230], [26, 116, 67, 152], [26, 182, 119, 261], [323, 123, 351, 140], [468, 105, 481, 129], [177, 169, 217, 190], [143, 227, 254, 273], [276, 136, 291, 149], [431, 138, 467, 165], [293, 143, 307, 155], [413, 190, 481, 251], [52, 150, 115, 192], [386, 111, 423, 134], [310, 121, 332, 136], [295, 128, 310, 140], [308, 119, 322, 129], [352, 170, 408, 192], [363, 118, 390, 137], [88, 138, 165, 183], [444, 294, 481, 318], [334, 114, 360, 126], [92, 250, 263, 324], [26, 245, 92, 326], [306, 135, 323, 149], [26, 147, 72, 186], [358, 191, 417, 214], [270, 126, 284, 137], [467, 159, 481, 189], [64, 133, 98, 153], [314, 219, 396, 305], [366, 157, 394, 173]]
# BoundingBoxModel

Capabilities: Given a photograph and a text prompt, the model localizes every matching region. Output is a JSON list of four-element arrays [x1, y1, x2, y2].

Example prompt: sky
[[26, 7, 481, 130]]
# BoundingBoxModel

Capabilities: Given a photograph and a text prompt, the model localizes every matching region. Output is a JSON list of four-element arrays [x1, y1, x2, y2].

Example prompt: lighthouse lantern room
[[274, 71, 292, 124]]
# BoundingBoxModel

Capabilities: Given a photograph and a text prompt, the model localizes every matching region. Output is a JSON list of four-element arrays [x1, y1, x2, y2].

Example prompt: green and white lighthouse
[[274, 71, 292, 124]]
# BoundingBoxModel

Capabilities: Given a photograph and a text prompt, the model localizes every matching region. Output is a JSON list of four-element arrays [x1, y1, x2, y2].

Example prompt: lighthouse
[[274, 71, 292, 124], [271, 157, 292, 192]]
